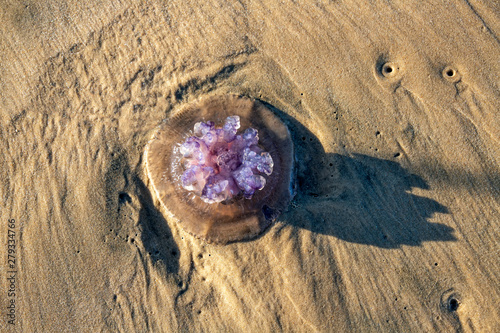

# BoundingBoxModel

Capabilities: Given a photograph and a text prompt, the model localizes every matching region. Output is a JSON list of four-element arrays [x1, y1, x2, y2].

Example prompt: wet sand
[[1, 1, 499, 332]]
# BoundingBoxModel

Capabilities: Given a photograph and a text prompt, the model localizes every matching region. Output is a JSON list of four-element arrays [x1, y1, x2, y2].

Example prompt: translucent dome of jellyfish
[[145, 94, 295, 243]]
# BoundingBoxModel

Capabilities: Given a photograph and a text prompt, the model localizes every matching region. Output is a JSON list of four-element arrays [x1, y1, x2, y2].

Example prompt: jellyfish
[[145, 94, 294, 243]]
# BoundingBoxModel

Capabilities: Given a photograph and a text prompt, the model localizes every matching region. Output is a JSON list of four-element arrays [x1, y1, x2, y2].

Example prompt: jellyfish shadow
[[135, 175, 180, 274], [264, 102, 456, 248], [104, 151, 179, 274]]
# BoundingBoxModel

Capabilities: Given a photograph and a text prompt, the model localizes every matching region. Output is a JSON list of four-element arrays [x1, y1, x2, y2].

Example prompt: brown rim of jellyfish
[[145, 94, 295, 244]]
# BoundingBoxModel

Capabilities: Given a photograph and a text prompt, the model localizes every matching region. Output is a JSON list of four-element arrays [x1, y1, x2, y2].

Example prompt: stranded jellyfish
[[145, 94, 294, 243]]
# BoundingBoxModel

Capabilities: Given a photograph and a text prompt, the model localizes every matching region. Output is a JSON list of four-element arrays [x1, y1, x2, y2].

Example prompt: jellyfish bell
[[145, 94, 294, 244]]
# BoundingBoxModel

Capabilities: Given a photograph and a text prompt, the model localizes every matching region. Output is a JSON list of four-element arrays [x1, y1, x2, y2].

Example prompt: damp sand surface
[[1, 1, 499, 332]]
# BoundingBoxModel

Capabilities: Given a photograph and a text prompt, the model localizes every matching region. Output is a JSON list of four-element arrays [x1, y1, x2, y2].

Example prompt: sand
[[1, 1, 499, 332]]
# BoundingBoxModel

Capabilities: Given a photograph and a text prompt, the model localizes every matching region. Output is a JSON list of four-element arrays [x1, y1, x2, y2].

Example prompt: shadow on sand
[[104, 152, 180, 274], [266, 102, 456, 248]]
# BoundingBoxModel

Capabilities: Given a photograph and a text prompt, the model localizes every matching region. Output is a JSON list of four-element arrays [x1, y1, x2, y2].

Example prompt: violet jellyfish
[[145, 95, 294, 243]]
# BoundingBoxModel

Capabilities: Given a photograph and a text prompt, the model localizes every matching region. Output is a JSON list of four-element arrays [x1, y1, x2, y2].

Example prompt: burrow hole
[[448, 298, 459, 311]]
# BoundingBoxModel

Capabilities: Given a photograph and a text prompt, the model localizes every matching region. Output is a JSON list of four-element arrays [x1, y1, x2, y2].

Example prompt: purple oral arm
[[179, 116, 274, 203]]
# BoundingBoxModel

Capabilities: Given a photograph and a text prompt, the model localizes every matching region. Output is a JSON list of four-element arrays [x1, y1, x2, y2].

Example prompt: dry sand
[[1, 1, 499, 332]]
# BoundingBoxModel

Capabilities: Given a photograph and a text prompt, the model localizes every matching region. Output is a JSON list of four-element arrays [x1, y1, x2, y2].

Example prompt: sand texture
[[1, 1, 499, 332]]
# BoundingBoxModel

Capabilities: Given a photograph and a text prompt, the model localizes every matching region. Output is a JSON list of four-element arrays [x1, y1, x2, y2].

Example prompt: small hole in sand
[[442, 66, 460, 81], [394, 152, 401, 158], [375, 131, 381, 136], [118, 192, 132, 204], [380, 62, 400, 78], [448, 298, 459, 311], [434, 262, 438, 266]]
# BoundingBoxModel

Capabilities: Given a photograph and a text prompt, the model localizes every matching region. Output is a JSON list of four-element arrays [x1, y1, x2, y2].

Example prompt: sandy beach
[[1, 1, 499, 332]]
